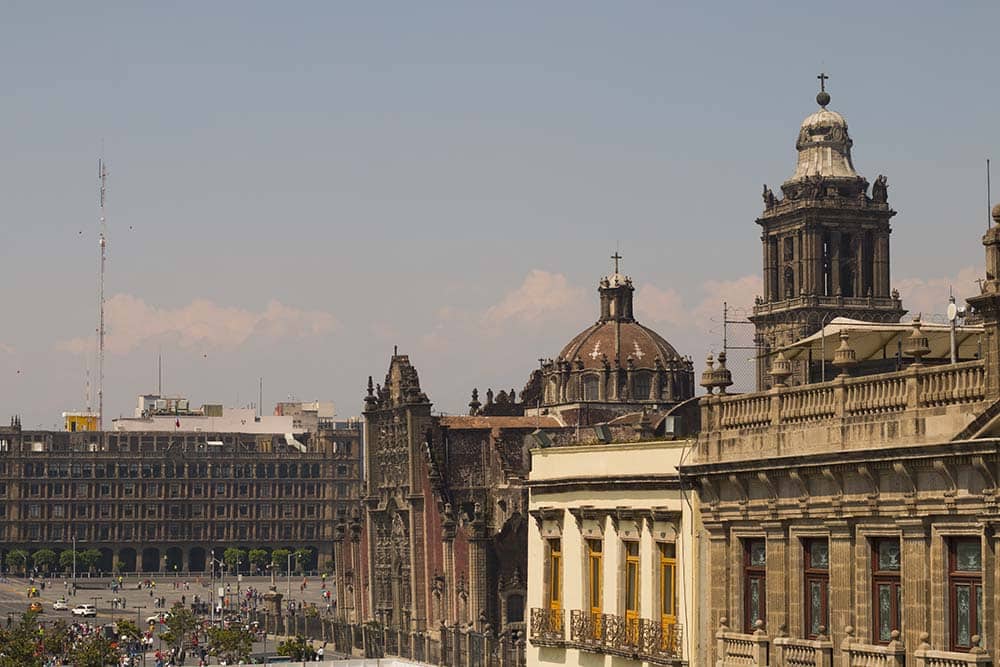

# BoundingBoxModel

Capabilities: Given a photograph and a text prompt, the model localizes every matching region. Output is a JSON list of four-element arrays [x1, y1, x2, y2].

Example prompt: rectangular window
[[744, 539, 766, 631], [547, 538, 562, 612], [949, 538, 983, 651], [872, 538, 901, 644], [659, 542, 679, 654], [624, 541, 640, 642], [587, 539, 602, 639], [804, 539, 829, 639]]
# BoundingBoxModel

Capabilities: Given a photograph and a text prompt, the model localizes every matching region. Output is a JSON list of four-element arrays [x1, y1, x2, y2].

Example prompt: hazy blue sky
[[2, 2, 998, 427]]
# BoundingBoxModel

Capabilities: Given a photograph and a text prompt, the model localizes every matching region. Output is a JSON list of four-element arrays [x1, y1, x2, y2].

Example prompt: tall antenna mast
[[98, 158, 108, 430]]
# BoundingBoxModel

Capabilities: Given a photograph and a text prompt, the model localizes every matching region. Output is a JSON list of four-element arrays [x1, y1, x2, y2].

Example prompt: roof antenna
[[97, 154, 109, 431]]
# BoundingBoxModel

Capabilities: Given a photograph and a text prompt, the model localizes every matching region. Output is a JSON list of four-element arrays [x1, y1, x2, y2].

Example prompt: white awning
[[777, 317, 983, 362]]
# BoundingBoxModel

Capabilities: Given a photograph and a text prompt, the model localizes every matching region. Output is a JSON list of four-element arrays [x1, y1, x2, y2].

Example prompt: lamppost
[[71, 535, 76, 590], [208, 551, 225, 623]]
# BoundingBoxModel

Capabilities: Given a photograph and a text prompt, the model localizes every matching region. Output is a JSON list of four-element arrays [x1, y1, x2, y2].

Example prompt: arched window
[[633, 372, 652, 401], [582, 375, 600, 401]]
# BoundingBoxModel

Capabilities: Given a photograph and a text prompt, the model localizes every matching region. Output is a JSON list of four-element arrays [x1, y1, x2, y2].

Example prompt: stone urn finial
[[832, 330, 857, 377], [714, 351, 734, 395], [770, 351, 792, 388], [905, 314, 931, 365], [700, 354, 717, 394]]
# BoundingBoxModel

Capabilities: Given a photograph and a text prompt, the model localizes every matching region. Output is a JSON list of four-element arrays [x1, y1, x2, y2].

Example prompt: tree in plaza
[[293, 548, 311, 574], [271, 548, 291, 570], [41, 619, 70, 660], [223, 547, 246, 574], [31, 548, 57, 573], [323, 558, 336, 573], [158, 602, 200, 664], [248, 548, 268, 574], [78, 549, 102, 574], [0, 611, 45, 667], [67, 632, 121, 667], [277, 634, 317, 661], [4, 549, 28, 575], [59, 549, 77, 573], [207, 625, 254, 664]]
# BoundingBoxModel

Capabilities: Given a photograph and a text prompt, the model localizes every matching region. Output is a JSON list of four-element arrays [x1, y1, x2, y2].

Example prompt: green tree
[[323, 558, 336, 573], [78, 549, 101, 573], [0, 611, 45, 667], [59, 549, 77, 573], [277, 634, 316, 661], [4, 549, 28, 575], [41, 619, 70, 660], [248, 548, 268, 574], [116, 619, 140, 641], [293, 548, 311, 574], [223, 547, 246, 574], [158, 602, 199, 663], [67, 632, 121, 667], [31, 548, 56, 573], [271, 548, 291, 569], [207, 625, 254, 664]]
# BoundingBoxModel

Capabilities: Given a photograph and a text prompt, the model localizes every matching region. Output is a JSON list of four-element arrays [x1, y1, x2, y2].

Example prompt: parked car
[[27, 602, 43, 613], [72, 604, 97, 617], [52, 598, 69, 610]]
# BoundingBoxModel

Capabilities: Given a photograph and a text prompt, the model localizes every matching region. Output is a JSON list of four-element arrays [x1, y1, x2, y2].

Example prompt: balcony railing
[[716, 619, 768, 667], [700, 359, 989, 461], [529, 608, 565, 644], [773, 635, 833, 667], [839, 627, 905, 667], [563, 609, 683, 664], [913, 633, 993, 667]]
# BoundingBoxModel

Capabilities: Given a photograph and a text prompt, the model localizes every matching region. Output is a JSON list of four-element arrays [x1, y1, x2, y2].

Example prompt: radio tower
[[97, 158, 108, 431]]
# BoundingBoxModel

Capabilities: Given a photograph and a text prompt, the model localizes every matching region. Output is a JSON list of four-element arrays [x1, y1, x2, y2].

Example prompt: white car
[[71, 604, 97, 617], [146, 613, 171, 625], [52, 598, 69, 611]]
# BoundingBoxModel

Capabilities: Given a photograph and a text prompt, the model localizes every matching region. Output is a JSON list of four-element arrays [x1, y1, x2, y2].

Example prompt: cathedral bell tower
[[750, 75, 905, 389]]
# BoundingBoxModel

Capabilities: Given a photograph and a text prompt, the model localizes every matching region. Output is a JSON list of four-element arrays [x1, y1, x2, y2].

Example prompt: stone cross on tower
[[611, 251, 622, 274], [816, 72, 831, 108]]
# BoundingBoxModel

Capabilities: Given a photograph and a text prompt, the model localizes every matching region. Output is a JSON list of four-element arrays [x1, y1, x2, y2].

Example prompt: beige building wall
[[527, 439, 697, 667]]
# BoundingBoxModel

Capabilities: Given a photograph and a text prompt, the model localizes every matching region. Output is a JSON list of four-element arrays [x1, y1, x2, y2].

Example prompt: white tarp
[[777, 317, 983, 362]]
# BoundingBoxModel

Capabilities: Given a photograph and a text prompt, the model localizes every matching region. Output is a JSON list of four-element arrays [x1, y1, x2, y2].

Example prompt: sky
[[2, 1, 999, 428]]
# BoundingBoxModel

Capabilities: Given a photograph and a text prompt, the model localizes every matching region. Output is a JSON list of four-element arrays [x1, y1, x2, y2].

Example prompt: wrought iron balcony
[[529, 608, 565, 645], [565, 610, 684, 664]]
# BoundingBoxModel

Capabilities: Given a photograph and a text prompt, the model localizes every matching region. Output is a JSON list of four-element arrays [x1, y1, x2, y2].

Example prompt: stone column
[[705, 522, 729, 665], [826, 520, 853, 659], [442, 505, 457, 625], [830, 231, 842, 295], [762, 235, 772, 301], [988, 524, 1000, 660], [855, 237, 865, 297], [468, 505, 488, 629], [874, 233, 890, 297], [898, 519, 929, 654], [762, 522, 787, 636], [814, 227, 825, 296]]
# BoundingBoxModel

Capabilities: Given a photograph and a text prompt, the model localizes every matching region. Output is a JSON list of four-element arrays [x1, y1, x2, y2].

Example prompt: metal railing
[[529, 607, 565, 643], [563, 609, 683, 663]]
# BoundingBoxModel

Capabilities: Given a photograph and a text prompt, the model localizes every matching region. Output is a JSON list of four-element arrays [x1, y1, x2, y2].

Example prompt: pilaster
[[763, 522, 788, 635], [898, 519, 929, 654], [826, 520, 853, 657]]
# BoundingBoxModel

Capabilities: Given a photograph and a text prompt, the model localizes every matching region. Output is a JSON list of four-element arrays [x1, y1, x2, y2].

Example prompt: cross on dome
[[816, 72, 831, 108], [611, 251, 622, 274]]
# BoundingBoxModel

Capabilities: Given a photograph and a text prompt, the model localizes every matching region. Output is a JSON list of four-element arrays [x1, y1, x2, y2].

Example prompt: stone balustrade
[[913, 633, 993, 667], [716, 619, 769, 667], [773, 635, 833, 667], [840, 628, 905, 667], [700, 360, 990, 462]]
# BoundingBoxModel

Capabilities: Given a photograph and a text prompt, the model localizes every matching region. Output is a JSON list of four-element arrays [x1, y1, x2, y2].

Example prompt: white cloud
[[57, 294, 338, 355], [637, 274, 763, 333], [481, 270, 588, 327], [896, 266, 980, 320]]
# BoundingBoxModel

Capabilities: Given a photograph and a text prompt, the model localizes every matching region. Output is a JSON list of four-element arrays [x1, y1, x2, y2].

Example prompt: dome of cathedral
[[536, 257, 694, 411], [558, 319, 681, 371], [786, 90, 858, 183]]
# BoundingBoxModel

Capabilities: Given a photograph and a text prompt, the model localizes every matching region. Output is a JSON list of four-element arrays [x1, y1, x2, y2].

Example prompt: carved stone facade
[[751, 88, 905, 389], [685, 206, 1000, 665], [363, 353, 553, 637]]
